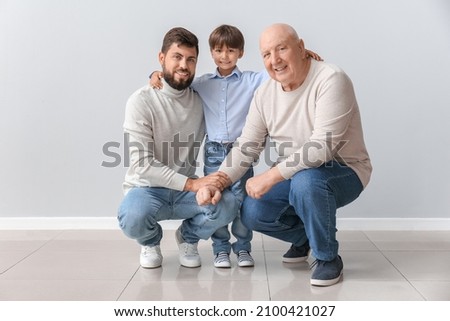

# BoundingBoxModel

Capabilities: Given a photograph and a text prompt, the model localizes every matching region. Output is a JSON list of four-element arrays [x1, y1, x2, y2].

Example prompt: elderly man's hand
[[246, 167, 284, 199], [196, 185, 222, 206]]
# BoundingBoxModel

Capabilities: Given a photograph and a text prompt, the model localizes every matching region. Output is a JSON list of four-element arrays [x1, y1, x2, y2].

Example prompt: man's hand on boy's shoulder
[[306, 49, 323, 61]]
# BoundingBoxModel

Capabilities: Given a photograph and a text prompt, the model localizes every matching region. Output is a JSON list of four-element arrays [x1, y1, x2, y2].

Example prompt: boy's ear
[[239, 50, 244, 59]]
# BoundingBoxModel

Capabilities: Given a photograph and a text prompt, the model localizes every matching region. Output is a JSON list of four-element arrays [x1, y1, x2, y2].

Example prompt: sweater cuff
[[275, 162, 297, 180], [220, 167, 241, 185], [170, 175, 189, 192]]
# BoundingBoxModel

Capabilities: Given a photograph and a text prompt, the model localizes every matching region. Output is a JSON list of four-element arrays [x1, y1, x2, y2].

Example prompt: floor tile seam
[[404, 281, 431, 301], [262, 277, 420, 282], [33, 249, 147, 254], [0, 230, 66, 242], [139, 278, 270, 283], [361, 233, 450, 249], [360, 229, 433, 297], [116, 266, 141, 301], [260, 239, 274, 301], [407, 278, 450, 281], [361, 231, 385, 252], [0, 277, 141, 281], [370, 246, 428, 300], [409, 279, 450, 283], [378, 249, 450, 252], [333, 278, 424, 282], [0, 278, 136, 282], [0, 232, 67, 276]]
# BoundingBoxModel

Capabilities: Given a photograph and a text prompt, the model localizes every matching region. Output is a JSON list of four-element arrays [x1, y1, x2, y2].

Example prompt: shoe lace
[[215, 252, 229, 262], [238, 251, 252, 261], [142, 246, 158, 256], [183, 243, 198, 255]]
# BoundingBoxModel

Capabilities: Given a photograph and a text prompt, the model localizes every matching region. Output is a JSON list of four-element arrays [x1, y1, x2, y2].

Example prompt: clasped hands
[[195, 167, 285, 206]]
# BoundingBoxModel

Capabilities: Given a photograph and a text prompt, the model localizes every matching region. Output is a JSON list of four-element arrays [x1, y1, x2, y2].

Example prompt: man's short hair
[[208, 24, 245, 51], [161, 27, 199, 56]]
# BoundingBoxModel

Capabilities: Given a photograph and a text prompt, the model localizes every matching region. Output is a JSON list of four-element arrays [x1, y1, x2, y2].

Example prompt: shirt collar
[[208, 66, 242, 79]]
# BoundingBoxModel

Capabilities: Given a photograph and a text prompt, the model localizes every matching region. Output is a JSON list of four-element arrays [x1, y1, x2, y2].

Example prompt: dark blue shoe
[[310, 255, 343, 286], [282, 241, 310, 263]]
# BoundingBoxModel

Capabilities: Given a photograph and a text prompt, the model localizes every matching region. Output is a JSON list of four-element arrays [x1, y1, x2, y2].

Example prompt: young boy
[[150, 25, 320, 268]]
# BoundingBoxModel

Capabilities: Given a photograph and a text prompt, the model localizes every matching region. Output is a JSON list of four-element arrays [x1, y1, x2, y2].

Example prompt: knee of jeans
[[290, 171, 327, 201], [118, 207, 150, 239], [214, 191, 239, 223]]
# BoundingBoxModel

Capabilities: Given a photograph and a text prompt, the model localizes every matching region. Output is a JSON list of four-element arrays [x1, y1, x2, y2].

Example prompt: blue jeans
[[118, 187, 239, 246], [204, 139, 254, 255], [241, 161, 363, 261]]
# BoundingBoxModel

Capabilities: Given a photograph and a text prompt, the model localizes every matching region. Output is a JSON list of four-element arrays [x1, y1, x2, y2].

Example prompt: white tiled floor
[[1, 229, 450, 301]]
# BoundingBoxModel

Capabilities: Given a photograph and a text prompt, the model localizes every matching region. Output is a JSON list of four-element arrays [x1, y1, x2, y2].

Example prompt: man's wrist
[[183, 178, 194, 192], [268, 167, 284, 184]]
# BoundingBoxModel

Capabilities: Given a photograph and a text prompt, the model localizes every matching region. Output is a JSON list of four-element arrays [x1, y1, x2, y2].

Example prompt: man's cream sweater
[[122, 80, 205, 193]]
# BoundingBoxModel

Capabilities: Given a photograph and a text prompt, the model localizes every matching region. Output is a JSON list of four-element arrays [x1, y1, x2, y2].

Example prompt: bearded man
[[117, 27, 238, 269]]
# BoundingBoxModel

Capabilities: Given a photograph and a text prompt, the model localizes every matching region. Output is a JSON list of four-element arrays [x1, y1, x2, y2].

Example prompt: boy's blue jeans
[[118, 187, 239, 246], [241, 161, 364, 261], [204, 139, 254, 255]]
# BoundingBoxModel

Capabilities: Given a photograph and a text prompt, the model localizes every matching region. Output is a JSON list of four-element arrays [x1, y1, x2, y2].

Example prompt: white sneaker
[[175, 227, 201, 268], [214, 252, 231, 268], [140, 245, 162, 268]]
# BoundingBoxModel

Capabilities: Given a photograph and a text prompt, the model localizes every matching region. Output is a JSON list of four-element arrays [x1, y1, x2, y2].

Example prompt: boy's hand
[[196, 185, 222, 206], [306, 49, 323, 61], [149, 71, 164, 89]]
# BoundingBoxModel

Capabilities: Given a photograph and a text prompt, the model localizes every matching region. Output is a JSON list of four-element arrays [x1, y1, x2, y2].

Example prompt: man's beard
[[163, 68, 195, 90]]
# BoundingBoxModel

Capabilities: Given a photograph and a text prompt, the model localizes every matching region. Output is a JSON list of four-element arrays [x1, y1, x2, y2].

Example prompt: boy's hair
[[208, 24, 245, 51], [161, 27, 199, 56]]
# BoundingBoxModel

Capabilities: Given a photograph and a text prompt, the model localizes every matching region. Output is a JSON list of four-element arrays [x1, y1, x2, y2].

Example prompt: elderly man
[[118, 27, 238, 269], [197, 23, 372, 286]]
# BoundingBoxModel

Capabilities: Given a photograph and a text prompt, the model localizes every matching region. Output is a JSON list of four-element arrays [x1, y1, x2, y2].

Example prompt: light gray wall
[[1, 0, 449, 220]]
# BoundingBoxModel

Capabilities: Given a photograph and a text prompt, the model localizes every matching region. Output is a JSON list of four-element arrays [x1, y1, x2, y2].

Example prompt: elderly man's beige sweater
[[219, 59, 372, 188]]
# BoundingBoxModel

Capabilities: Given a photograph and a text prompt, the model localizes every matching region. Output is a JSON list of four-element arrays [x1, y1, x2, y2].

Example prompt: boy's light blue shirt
[[191, 67, 268, 143]]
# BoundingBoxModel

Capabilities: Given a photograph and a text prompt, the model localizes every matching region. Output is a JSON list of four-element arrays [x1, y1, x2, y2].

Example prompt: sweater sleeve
[[276, 69, 357, 179], [123, 94, 188, 191]]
